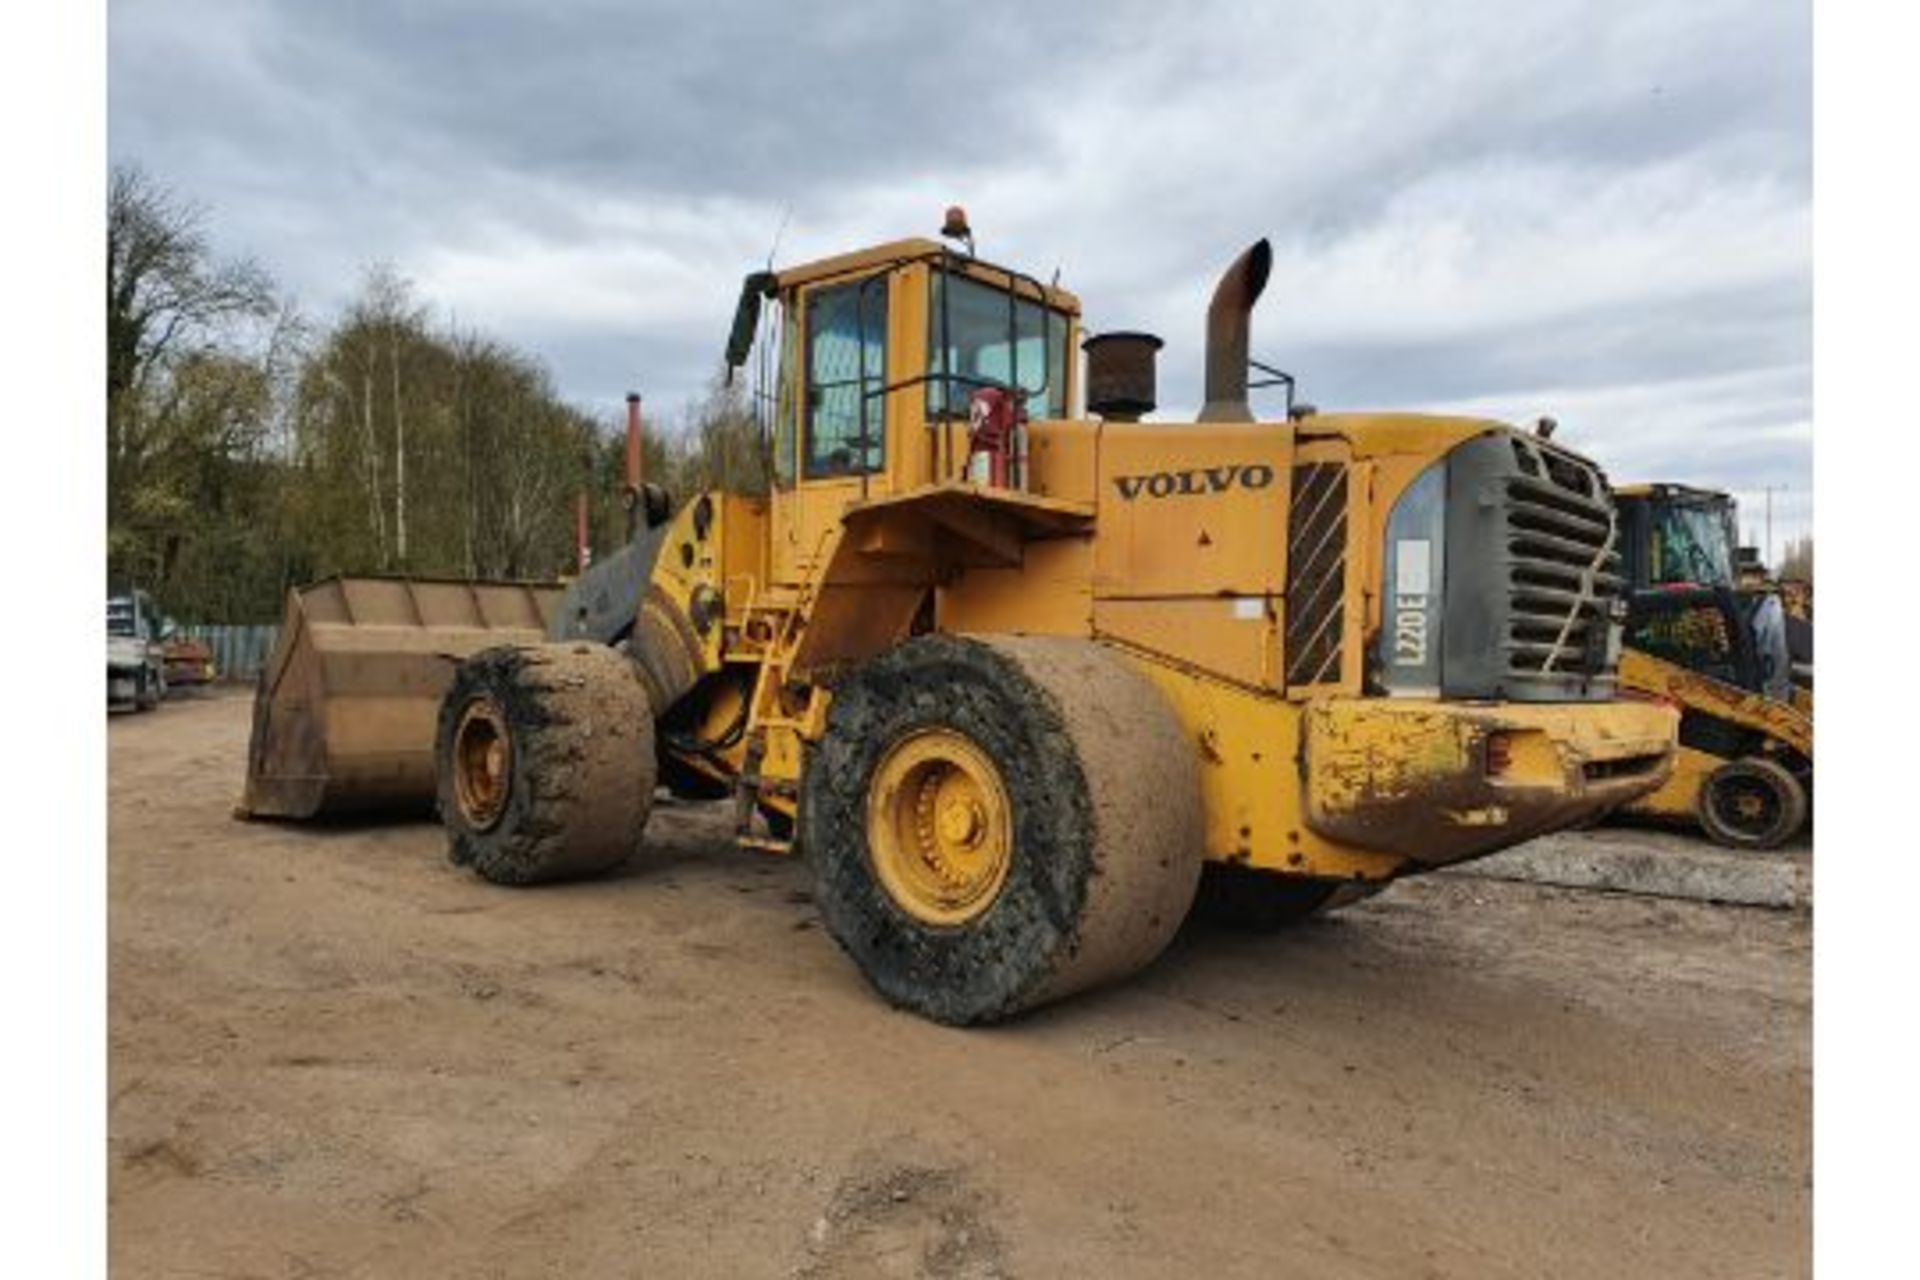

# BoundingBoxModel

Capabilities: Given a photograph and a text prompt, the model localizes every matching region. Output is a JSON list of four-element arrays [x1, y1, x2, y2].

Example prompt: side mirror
[[724, 270, 778, 378]]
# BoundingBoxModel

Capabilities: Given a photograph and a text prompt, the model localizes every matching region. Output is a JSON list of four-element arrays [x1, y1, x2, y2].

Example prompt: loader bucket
[[241, 576, 564, 819]]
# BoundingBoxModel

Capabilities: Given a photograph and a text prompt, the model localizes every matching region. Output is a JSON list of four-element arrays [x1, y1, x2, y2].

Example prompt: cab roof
[[1615, 481, 1732, 504], [773, 238, 1081, 314]]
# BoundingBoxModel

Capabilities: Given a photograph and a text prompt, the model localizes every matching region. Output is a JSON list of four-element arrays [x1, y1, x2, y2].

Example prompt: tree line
[[107, 164, 768, 624]]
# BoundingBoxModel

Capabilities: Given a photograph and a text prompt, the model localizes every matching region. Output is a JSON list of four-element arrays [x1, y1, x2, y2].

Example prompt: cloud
[[108, 0, 1811, 542]]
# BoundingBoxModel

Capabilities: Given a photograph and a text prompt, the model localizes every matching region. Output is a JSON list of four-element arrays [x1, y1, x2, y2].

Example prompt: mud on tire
[[804, 634, 1204, 1025], [435, 643, 658, 885]]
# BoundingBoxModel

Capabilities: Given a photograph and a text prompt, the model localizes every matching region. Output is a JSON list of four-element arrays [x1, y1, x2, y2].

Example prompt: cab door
[[772, 272, 894, 584]]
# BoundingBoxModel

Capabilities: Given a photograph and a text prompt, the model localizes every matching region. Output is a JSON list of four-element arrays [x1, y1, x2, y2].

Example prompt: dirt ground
[[110, 691, 1810, 1279]]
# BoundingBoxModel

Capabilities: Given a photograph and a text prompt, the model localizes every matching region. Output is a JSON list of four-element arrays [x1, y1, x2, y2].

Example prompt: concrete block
[[1441, 826, 1811, 909]]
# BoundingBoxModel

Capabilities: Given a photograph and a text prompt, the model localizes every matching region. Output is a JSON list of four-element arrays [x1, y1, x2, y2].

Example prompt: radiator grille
[[1502, 442, 1621, 691], [1286, 462, 1348, 686]]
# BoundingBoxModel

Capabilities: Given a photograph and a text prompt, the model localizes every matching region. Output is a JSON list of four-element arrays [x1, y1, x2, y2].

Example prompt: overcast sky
[[108, 0, 1812, 550]]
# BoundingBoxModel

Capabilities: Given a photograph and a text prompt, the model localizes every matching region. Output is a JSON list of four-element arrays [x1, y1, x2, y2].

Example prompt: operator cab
[[1615, 484, 1792, 701], [725, 235, 1081, 583], [1616, 483, 1738, 591]]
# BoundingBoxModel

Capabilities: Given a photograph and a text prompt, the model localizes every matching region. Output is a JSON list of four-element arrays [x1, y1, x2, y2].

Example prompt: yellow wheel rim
[[866, 729, 1013, 926], [452, 697, 512, 830]]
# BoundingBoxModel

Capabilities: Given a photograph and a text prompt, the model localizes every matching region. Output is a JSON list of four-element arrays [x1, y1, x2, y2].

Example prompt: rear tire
[[436, 643, 658, 885], [1697, 755, 1807, 850], [805, 634, 1204, 1025]]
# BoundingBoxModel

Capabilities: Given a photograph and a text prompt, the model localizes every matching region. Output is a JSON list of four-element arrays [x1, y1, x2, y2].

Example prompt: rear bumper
[[1303, 697, 1676, 868]]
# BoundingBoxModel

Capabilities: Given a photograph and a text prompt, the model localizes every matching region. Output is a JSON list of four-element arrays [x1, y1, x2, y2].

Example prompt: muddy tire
[[435, 643, 657, 885], [134, 670, 159, 712], [804, 634, 1204, 1025], [1697, 755, 1807, 850]]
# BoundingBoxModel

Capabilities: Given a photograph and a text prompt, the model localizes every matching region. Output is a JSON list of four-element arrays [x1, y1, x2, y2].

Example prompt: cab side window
[[806, 278, 887, 477], [771, 299, 798, 488]]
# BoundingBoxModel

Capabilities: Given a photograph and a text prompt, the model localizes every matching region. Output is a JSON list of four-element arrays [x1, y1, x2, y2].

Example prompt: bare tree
[[107, 165, 275, 491], [108, 163, 623, 615], [108, 165, 282, 595], [675, 372, 770, 497]]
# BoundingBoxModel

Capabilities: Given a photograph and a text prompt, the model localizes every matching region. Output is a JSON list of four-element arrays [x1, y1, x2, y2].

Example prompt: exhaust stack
[[575, 491, 592, 573], [623, 392, 644, 540], [1198, 238, 1273, 422]]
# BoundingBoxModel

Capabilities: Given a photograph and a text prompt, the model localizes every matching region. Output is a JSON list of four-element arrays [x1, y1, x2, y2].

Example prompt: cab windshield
[[1649, 501, 1737, 587], [926, 270, 1069, 420]]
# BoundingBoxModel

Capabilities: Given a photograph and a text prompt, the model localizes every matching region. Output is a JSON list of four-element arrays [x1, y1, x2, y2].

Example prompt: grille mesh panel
[[1286, 462, 1348, 687], [1503, 452, 1620, 687]]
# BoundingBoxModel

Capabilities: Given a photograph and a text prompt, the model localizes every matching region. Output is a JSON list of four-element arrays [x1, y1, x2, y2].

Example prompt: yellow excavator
[[1611, 484, 1812, 848], [244, 216, 1677, 1022]]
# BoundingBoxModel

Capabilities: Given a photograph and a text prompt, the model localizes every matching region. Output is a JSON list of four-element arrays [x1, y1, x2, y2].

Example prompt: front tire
[[804, 634, 1204, 1025], [1697, 755, 1807, 850], [436, 643, 658, 885]]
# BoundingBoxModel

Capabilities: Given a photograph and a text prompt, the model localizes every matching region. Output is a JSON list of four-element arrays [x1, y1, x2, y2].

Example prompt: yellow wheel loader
[[1612, 484, 1812, 848], [245, 221, 1676, 1023]]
